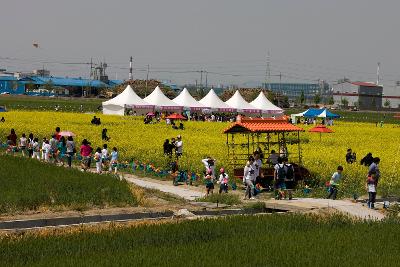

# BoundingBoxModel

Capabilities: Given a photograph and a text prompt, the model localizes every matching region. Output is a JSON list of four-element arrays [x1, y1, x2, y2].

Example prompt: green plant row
[[1, 214, 399, 266]]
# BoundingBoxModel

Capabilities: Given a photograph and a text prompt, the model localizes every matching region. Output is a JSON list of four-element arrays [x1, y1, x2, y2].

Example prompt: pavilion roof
[[224, 116, 304, 133]]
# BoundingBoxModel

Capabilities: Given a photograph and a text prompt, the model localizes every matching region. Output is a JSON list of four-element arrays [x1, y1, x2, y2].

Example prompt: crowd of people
[[3, 127, 119, 174], [327, 149, 381, 209]]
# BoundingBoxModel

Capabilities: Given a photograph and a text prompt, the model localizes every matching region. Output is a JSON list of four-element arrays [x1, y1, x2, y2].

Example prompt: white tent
[[199, 89, 235, 112], [172, 88, 208, 111], [143, 86, 183, 111], [250, 92, 283, 114], [225, 90, 260, 113], [102, 85, 154, 115]]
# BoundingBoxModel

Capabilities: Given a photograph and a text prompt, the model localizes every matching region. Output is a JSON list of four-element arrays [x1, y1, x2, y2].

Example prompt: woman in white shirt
[[243, 156, 256, 199]]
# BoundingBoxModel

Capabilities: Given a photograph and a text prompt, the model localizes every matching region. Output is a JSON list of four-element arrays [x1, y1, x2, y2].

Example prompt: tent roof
[[250, 92, 283, 114], [224, 116, 304, 133], [199, 89, 234, 111], [143, 86, 182, 109], [303, 108, 340, 118], [225, 91, 260, 113], [102, 85, 153, 108], [172, 88, 208, 110]]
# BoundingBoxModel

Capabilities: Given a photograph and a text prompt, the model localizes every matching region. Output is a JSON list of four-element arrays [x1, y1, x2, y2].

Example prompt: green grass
[[1, 214, 399, 266], [196, 193, 241, 205], [0, 95, 102, 112], [0, 155, 136, 213]]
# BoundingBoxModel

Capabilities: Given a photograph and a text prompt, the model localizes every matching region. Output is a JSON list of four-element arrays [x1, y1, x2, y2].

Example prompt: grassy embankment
[[0, 155, 136, 213]]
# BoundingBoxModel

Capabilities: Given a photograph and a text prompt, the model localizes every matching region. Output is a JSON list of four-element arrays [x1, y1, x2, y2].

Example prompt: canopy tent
[[172, 88, 208, 111], [102, 85, 154, 115], [250, 92, 283, 114], [166, 113, 187, 120], [309, 125, 334, 141], [143, 86, 183, 111], [303, 108, 340, 118], [199, 89, 235, 112], [225, 90, 260, 113]]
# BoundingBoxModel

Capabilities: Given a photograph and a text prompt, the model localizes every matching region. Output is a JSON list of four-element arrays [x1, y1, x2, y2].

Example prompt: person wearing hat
[[175, 135, 183, 158], [218, 167, 229, 194]]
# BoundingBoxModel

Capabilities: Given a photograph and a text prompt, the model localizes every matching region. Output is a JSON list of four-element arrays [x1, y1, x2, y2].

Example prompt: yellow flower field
[[1, 111, 399, 196]]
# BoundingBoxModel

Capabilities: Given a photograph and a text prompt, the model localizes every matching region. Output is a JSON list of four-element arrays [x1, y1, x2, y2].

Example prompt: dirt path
[[123, 174, 204, 201], [123, 175, 385, 220]]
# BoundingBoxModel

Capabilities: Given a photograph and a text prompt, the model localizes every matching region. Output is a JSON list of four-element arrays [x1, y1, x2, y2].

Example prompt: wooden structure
[[224, 115, 307, 186]]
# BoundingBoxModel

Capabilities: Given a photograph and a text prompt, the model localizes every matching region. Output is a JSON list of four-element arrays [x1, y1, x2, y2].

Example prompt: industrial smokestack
[[129, 56, 133, 80], [377, 62, 380, 85]]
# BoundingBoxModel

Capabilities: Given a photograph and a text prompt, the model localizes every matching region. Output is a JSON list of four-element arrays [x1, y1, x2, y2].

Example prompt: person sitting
[[0, 117, 5, 122], [179, 122, 184, 130], [360, 152, 373, 167], [101, 128, 110, 141], [345, 148, 356, 164], [91, 116, 98, 125]]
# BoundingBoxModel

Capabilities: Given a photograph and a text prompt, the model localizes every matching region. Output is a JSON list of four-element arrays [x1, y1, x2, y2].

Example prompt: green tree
[[384, 99, 391, 108], [313, 93, 321, 105], [341, 98, 349, 108], [299, 91, 305, 105], [328, 96, 334, 105]]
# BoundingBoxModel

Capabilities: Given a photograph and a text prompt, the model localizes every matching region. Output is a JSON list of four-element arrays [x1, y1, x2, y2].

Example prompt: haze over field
[[1, 0, 399, 94]]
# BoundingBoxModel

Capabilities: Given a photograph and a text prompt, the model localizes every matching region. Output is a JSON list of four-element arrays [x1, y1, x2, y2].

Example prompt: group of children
[[202, 157, 230, 196], [327, 157, 381, 209], [3, 127, 120, 174]]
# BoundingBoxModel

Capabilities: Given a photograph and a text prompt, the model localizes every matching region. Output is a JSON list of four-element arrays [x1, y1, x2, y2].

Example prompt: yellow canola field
[[1, 111, 399, 195]]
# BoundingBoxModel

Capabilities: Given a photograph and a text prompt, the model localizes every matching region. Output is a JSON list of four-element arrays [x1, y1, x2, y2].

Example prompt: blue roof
[[20, 76, 108, 87], [0, 76, 18, 81]]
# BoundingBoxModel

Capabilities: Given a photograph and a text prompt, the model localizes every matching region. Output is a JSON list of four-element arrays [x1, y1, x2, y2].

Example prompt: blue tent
[[303, 108, 339, 118], [0, 106, 6, 112]]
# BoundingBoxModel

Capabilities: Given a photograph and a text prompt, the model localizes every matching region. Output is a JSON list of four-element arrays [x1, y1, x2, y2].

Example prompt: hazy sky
[[1, 0, 399, 91]]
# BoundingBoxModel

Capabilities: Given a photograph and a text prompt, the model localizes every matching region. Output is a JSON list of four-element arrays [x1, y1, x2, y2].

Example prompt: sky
[[1, 0, 400, 93]]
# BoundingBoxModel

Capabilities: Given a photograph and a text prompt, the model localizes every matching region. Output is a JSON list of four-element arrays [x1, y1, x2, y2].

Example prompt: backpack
[[277, 164, 286, 181], [285, 164, 294, 181]]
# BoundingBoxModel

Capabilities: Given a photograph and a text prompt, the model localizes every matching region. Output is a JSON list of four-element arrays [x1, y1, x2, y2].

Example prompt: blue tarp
[[303, 108, 340, 118]]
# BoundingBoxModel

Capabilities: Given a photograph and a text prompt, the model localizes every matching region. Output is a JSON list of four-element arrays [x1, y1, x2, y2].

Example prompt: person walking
[[204, 169, 214, 196], [94, 147, 102, 174], [366, 170, 377, 209], [243, 156, 256, 200], [327, 166, 343, 200], [19, 133, 27, 157], [27, 133, 34, 158], [274, 157, 286, 200], [66, 136, 75, 168], [282, 157, 295, 200], [57, 136, 67, 166], [49, 135, 59, 163], [109, 147, 119, 174], [101, 144, 109, 170], [41, 137, 47, 161], [32, 138, 41, 160], [42, 140, 51, 163], [218, 168, 229, 194], [175, 135, 183, 158], [202, 157, 217, 180], [80, 139, 92, 171]]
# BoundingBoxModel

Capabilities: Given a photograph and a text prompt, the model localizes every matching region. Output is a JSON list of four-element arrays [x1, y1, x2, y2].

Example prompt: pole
[[145, 64, 149, 94], [129, 56, 133, 80], [205, 71, 208, 91]]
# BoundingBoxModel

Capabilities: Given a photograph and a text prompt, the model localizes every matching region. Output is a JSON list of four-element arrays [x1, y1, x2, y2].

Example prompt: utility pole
[[377, 62, 380, 85], [205, 71, 208, 91], [264, 50, 271, 90], [129, 56, 133, 81], [145, 64, 149, 94], [200, 70, 203, 90]]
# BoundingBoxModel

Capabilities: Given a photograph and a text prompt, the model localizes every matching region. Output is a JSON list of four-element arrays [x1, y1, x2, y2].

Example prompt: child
[[274, 157, 286, 200], [366, 170, 377, 209], [327, 166, 343, 200], [42, 140, 51, 162], [109, 147, 118, 173], [101, 144, 109, 170], [41, 137, 47, 160], [19, 133, 27, 157], [32, 138, 41, 160], [94, 147, 102, 174], [218, 167, 229, 194], [204, 169, 214, 196]]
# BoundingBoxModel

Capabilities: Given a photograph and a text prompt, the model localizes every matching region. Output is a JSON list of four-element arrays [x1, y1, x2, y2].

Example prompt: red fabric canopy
[[309, 125, 334, 133], [166, 113, 187, 120]]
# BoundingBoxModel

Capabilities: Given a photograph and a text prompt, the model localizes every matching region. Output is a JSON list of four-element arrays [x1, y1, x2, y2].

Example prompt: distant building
[[331, 81, 383, 110], [263, 82, 330, 103], [0, 74, 123, 97]]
